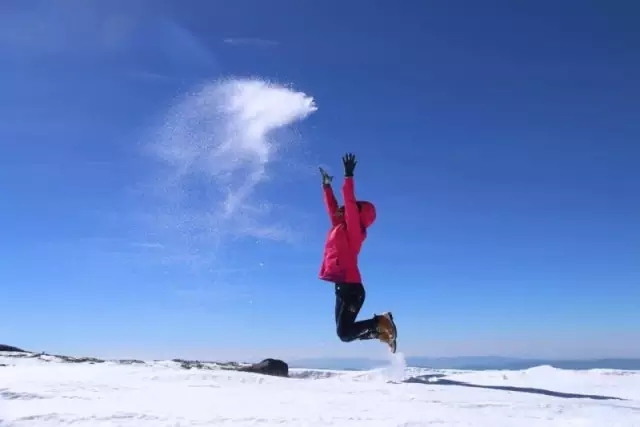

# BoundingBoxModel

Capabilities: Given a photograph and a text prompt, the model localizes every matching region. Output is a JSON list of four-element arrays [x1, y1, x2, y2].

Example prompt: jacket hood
[[357, 201, 376, 228]]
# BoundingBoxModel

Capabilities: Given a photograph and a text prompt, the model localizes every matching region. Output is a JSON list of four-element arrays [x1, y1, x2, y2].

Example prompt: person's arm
[[342, 176, 364, 249], [323, 183, 340, 226]]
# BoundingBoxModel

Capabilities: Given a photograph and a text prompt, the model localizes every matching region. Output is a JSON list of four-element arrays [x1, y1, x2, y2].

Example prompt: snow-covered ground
[[1, 352, 639, 426]]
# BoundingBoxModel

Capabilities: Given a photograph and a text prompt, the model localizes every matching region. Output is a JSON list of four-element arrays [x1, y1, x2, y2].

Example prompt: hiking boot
[[375, 312, 397, 353]]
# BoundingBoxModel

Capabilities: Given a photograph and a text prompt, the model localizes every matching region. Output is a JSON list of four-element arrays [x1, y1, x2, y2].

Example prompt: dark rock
[[0, 344, 26, 353], [0, 389, 46, 400], [57, 355, 105, 364], [238, 358, 289, 378], [117, 359, 145, 365], [179, 360, 212, 370], [217, 362, 243, 371], [177, 360, 238, 371]]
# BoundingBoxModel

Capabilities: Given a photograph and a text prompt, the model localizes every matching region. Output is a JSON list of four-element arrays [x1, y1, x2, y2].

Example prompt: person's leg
[[334, 283, 379, 342]]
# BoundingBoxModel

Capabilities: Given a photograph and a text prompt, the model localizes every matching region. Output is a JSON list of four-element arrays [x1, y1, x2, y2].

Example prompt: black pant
[[335, 283, 379, 342]]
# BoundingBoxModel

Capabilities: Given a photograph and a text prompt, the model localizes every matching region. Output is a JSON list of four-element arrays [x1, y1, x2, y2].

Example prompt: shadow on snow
[[404, 374, 626, 401]]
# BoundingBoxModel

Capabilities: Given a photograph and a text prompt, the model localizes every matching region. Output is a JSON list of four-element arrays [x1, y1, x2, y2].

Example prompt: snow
[[1, 352, 639, 426]]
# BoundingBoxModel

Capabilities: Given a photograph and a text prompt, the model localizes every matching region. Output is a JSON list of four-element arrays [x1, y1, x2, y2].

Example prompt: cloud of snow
[[145, 78, 317, 263]]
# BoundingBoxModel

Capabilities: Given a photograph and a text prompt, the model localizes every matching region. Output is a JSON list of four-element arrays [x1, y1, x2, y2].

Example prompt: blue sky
[[1, 0, 639, 362]]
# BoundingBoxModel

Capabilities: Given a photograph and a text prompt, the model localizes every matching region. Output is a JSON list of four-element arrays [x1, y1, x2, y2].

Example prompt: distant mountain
[[494, 359, 640, 371], [289, 356, 640, 371], [289, 358, 383, 370], [405, 356, 523, 369], [288, 356, 529, 371], [0, 344, 26, 352]]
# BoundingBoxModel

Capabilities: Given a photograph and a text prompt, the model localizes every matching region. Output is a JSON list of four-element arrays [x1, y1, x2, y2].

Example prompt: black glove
[[342, 153, 357, 177]]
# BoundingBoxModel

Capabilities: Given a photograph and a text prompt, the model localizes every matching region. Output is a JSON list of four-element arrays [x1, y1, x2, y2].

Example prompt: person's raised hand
[[319, 166, 333, 185], [342, 153, 357, 177]]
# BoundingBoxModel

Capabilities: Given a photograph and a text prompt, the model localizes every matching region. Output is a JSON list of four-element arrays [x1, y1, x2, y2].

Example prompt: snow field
[[1, 353, 639, 426]]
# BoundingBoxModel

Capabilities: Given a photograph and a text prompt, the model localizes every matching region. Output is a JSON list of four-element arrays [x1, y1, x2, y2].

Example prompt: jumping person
[[318, 153, 398, 353]]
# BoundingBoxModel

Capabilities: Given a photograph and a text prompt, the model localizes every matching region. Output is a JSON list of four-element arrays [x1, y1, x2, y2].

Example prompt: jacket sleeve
[[342, 177, 364, 250], [323, 184, 340, 226]]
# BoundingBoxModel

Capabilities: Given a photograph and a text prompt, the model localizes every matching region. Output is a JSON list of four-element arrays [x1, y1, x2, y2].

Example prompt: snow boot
[[375, 312, 397, 353]]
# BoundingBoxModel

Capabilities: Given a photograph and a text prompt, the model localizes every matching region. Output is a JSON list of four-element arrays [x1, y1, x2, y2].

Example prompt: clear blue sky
[[1, 0, 639, 362]]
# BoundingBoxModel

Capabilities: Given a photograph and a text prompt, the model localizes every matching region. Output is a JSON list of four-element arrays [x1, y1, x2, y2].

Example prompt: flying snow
[[147, 78, 317, 251]]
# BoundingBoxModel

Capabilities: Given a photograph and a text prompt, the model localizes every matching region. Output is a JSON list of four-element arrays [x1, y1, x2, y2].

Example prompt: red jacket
[[319, 177, 376, 284]]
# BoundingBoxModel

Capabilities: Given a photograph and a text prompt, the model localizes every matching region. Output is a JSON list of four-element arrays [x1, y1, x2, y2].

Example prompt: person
[[318, 153, 398, 353]]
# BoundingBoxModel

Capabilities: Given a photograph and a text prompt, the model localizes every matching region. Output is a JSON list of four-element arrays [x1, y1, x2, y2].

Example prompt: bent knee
[[336, 327, 354, 342]]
